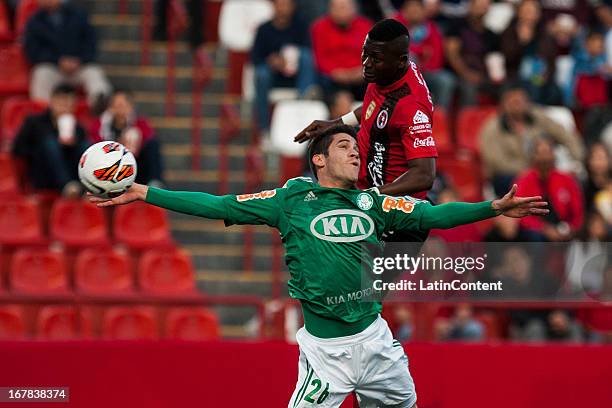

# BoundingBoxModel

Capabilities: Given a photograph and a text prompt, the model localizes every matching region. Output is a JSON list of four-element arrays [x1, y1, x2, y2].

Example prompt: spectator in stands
[[546, 310, 584, 342], [329, 90, 355, 118], [444, 0, 499, 106], [392, 304, 414, 342], [568, 30, 611, 108], [431, 0, 470, 32], [251, 0, 315, 132], [500, 0, 545, 79], [514, 137, 585, 241], [90, 90, 164, 187], [12, 83, 88, 196], [394, 0, 455, 109], [153, 0, 205, 50], [480, 83, 584, 196], [540, 0, 592, 26], [24, 0, 111, 110], [501, 1, 541, 73], [436, 304, 484, 341], [583, 143, 612, 213], [311, 0, 373, 100]]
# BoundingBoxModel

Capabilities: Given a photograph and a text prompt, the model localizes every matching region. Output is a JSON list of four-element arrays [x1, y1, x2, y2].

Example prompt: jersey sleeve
[[145, 187, 286, 228], [396, 100, 438, 161], [378, 194, 498, 232]]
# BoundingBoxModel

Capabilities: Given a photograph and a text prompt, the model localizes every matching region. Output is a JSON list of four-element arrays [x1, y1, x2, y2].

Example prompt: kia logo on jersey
[[376, 109, 389, 129], [309, 209, 375, 242]]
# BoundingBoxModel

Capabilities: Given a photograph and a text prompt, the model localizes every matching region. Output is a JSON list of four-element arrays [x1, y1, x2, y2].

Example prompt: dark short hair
[[500, 80, 528, 97], [307, 124, 358, 179], [368, 18, 409, 42], [51, 83, 78, 97]]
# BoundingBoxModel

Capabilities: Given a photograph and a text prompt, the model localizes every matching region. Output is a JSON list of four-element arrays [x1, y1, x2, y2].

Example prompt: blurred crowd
[[6, 0, 164, 196]]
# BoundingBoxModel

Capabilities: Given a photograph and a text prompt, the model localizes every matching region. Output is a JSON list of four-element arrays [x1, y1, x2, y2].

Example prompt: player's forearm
[[145, 187, 229, 220], [419, 201, 497, 230], [378, 160, 435, 196]]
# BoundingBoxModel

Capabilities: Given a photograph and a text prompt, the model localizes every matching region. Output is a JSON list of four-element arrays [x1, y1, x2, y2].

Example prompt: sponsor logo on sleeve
[[237, 190, 276, 202], [412, 110, 429, 124], [382, 197, 415, 213], [413, 136, 436, 148]]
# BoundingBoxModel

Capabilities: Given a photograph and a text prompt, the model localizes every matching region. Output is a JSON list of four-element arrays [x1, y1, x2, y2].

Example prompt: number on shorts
[[303, 379, 329, 405]]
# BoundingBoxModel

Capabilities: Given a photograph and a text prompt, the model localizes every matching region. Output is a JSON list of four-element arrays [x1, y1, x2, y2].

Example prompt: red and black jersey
[[357, 61, 437, 199]]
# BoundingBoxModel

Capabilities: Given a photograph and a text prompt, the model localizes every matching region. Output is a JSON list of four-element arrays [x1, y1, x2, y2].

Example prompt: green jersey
[[146, 177, 497, 338]]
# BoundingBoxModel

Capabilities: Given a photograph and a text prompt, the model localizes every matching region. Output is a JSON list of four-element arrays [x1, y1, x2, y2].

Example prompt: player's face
[[361, 37, 406, 86], [319, 134, 360, 185]]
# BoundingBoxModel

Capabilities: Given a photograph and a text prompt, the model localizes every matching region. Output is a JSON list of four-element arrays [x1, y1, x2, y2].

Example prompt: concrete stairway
[[80, 0, 289, 336]]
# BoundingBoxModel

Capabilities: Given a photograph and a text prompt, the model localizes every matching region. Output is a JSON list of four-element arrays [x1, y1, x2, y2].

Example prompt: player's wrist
[[340, 111, 359, 126], [491, 200, 503, 215]]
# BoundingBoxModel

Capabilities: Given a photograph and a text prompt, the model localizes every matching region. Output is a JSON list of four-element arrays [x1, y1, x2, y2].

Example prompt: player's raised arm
[[89, 183, 286, 228], [294, 106, 362, 143]]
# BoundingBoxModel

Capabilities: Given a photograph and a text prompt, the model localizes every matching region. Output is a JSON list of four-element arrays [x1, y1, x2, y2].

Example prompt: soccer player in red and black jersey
[[296, 19, 437, 242]]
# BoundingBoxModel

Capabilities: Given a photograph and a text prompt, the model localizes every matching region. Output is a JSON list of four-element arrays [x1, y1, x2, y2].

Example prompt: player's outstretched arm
[[294, 106, 362, 143], [90, 184, 284, 227], [418, 185, 548, 230]]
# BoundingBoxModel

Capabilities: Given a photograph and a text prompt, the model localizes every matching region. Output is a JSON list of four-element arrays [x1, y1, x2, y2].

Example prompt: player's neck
[[377, 67, 408, 88], [318, 175, 354, 190]]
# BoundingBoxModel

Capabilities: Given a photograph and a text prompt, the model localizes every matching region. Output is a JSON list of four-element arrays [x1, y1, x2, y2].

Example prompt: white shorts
[[288, 316, 416, 408]]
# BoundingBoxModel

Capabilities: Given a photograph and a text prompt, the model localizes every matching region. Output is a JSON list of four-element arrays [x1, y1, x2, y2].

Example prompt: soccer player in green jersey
[[90, 125, 547, 408]]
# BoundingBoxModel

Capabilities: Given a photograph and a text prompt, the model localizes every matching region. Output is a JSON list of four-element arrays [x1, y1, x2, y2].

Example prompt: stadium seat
[[218, 0, 273, 95], [74, 248, 134, 295], [438, 153, 483, 202], [484, 2, 514, 34], [113, 201, 173, 249], [138, 249, 196, 295], [0, 305, 26, 340], [218, 0, 273, 52], [0, 97, 47, 145], [36, 306, 92, 340], [103, 306, 159, 340], [0, 45, 30, 96], [50, 198, 109, 248], [9, 248, 68, 294], [0, 196, 44, 246], [0, 0, 13, 42], [15, 0, 38, 39], [0, 153, 19, 195], [166, 307, 220, 340], [270, 100, 329, 157], [456, 107, 497, 154], [432, 108, 453, 154]]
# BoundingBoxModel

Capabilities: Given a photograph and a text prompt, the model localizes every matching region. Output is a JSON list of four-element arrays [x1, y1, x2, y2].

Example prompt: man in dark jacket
[[24, 0, 111, 107], [12, 83, 90, 196]]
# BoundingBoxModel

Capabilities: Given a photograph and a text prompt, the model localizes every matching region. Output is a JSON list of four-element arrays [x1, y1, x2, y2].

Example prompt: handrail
[[140, 0, 153, 66]]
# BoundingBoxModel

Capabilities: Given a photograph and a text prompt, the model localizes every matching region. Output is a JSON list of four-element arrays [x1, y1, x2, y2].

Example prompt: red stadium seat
[[0, 0, 13, 42], [0, 45, 31, 96], [0, 97, 47, 145], [36, 306, 92, 340], [50, 198, 109, 248], [15, 0, 38, 39], [0, 196, 44, 246], [74, 248, 134, 295], [456, 107, 497, 154], [0, 153, 19, 195], [432, 108, 453, 154], [138, 249, 196, 295], [166, 307, 220, 340], [113, 201, 173, 249], [10, 248, 68, 294], [0, 305, 26, 340], [438, 153, 483, 202], [103, 306, 159, 340]]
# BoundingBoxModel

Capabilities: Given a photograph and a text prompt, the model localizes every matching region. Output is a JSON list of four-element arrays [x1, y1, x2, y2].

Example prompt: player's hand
[[294, 118, 342, 143], [88, 183, 148, 207], [492, 184, 549, 218]]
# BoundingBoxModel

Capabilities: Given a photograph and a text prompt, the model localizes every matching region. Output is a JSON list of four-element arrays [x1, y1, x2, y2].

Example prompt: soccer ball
[[78, 141, 137, 198]]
